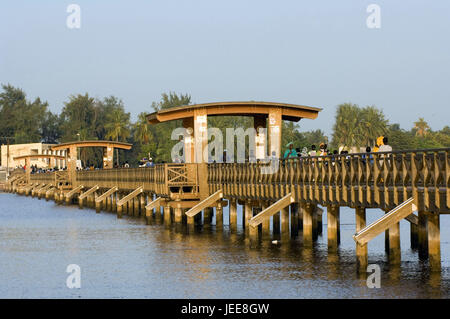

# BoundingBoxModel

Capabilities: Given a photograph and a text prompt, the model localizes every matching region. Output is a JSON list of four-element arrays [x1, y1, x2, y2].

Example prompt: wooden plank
[[79, 185, 99, 199], [95, 186, 118, 203], [117, 186, 143, 206], [145, 197, 162, 211], [65, 185, 84, 199], [185, 190, 223, 217], [405, 213, 418, 225], [353, 197, 417, 245], [249, 193, 295, 228]]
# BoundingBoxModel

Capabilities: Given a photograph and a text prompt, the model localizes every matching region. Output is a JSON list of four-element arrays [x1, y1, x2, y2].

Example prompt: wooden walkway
[[6, 147, 450, 272]]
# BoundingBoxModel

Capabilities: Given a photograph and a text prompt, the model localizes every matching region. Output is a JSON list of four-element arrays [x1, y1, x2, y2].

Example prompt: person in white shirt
[[378, 137, 392, 152]]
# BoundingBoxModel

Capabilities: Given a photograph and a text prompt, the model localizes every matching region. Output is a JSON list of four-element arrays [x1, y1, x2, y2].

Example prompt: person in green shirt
[[284, 142, 298, 159]]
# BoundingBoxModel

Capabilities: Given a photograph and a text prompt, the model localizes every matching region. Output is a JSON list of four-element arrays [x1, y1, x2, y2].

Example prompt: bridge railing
[[75, 165, 167, 193], [208, 148, 449, 212], [30, 171, 55, 184]]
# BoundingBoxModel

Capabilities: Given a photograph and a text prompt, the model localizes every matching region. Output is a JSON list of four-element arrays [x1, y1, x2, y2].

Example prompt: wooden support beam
[[65, 185, 84, 203], [405, 213, 418, 225], [117, 186, 143, 207], [79, 185, 99, 200], [353, 197, 417, 246], [249, 193, 295, 228], [185, 190, 223, 217], [95, 186, 118, 203]]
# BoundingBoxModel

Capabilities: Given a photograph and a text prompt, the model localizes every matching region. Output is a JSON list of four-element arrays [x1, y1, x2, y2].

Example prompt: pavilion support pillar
[[133, 197, 139, 217], [303, 203, 313, 246], [418, 210, 429, 260], [281, 206, 290, 240], [174, 204, 182, 225], [355, 207, 368, 273], [229, 199, 237, 232], [327, 205, 339, 252], [427, 213, 441, 272], [388, 222, 401, 265]]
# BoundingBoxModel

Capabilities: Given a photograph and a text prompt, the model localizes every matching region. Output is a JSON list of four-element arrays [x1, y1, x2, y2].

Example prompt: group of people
[[283, 136, 392, 159]]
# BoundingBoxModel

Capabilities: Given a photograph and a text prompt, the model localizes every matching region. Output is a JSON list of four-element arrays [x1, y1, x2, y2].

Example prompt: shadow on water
[[0, 192, 449, 298]]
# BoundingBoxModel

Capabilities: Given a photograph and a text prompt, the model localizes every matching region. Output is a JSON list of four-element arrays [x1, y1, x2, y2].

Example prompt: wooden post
[[355, 207, 368, 273], [418, 210, 428, 260], [427, 212, 441, 271], [216, 202, 223, 230], [229, 199, 237, 232], [303, 203, 313, 246], [410, 223, 419, 249], [112, 193, 117, 213], [290, 203, 299, 237], [164, 204, 172, 226], [281, 206, 290, 240], [388, 222, 401, 265], [327, 205, 339, 251], [244, 201, 252, 233], [140, 194, 146, 217], [174, 205, 182, 225], [312, 204, 318, 241], [262, 202, 270, 239], [204, 207, 213, 226]]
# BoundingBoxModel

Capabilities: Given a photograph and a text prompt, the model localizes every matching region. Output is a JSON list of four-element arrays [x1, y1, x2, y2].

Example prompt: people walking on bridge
[[284, 142, 297, 159], [319, 143, 327, 156], [308, 145, 317, 156]]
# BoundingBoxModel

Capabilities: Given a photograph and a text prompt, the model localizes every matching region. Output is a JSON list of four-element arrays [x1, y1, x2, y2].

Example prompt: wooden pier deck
[[6, 147, 449, 272]]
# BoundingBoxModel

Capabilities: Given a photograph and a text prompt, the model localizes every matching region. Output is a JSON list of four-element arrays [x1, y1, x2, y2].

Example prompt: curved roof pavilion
[[146, 101, 321, 124], [146, 101, 322, 164]]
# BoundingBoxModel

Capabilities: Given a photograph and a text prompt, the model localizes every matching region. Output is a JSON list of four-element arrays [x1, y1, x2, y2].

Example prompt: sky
[[1, 0, 449, 136]]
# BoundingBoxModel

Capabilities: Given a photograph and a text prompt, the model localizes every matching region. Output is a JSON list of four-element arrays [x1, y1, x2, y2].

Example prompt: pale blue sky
[[1, 0, 449, 136]]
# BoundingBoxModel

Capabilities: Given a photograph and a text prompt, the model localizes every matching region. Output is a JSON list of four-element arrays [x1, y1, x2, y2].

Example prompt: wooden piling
[[216, 202, 223, 230], [427, 212, 441, 271], [262, 202, 270, 239], [355, 207, 368, 273], [327, 205, 339, 251], [244, 201, 252, 232], [418, 210, 429, 260], [388, 222, 401, 265], [290, 203, 299, 237], [281, 206, 290, 240], [229, 199, 237, 232], [303, 203, 313, 246]]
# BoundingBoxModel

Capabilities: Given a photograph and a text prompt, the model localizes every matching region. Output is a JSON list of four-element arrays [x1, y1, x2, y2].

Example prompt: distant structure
[[0, 143, 65, 169]]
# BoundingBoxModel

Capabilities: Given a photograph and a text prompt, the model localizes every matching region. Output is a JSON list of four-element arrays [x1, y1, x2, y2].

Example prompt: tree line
[[0, 84, 448, 167]]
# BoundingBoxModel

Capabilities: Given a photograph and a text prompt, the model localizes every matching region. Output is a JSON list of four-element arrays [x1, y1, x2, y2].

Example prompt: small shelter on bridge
[[51, 140, 132, 184], [146, 101, 321, 163], [14, 154, 66, 183]]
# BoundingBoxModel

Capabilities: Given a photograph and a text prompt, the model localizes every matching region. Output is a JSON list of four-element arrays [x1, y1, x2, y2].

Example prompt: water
[[0, 192, 449, 298]]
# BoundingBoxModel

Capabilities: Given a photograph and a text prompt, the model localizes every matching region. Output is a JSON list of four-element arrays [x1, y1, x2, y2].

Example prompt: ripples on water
[[0, 192, 449, 298]]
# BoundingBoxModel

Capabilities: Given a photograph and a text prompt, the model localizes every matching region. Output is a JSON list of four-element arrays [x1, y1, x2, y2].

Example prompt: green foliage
[[331, 103, 387, 149], [1, 84, 448, 168]]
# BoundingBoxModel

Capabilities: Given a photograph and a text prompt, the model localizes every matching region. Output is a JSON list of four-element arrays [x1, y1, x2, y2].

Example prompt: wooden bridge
[[4, 102, 450, 273], [6, 148, 449, 272]]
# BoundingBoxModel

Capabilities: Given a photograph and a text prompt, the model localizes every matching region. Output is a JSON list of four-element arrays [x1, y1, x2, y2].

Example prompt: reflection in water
[[0, 192, 449, 298]]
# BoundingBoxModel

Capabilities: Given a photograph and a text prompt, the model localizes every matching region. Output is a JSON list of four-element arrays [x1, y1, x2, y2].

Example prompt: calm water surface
[[0, 192, 449, 298]]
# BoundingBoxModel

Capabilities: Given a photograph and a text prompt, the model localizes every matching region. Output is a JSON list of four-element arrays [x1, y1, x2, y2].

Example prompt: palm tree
[[105, 108, 130, 166], [134, 113, 151, 145], [413, 118, 430, 137], [361, 106, 388, 146], [332, 103, 364, 149]]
